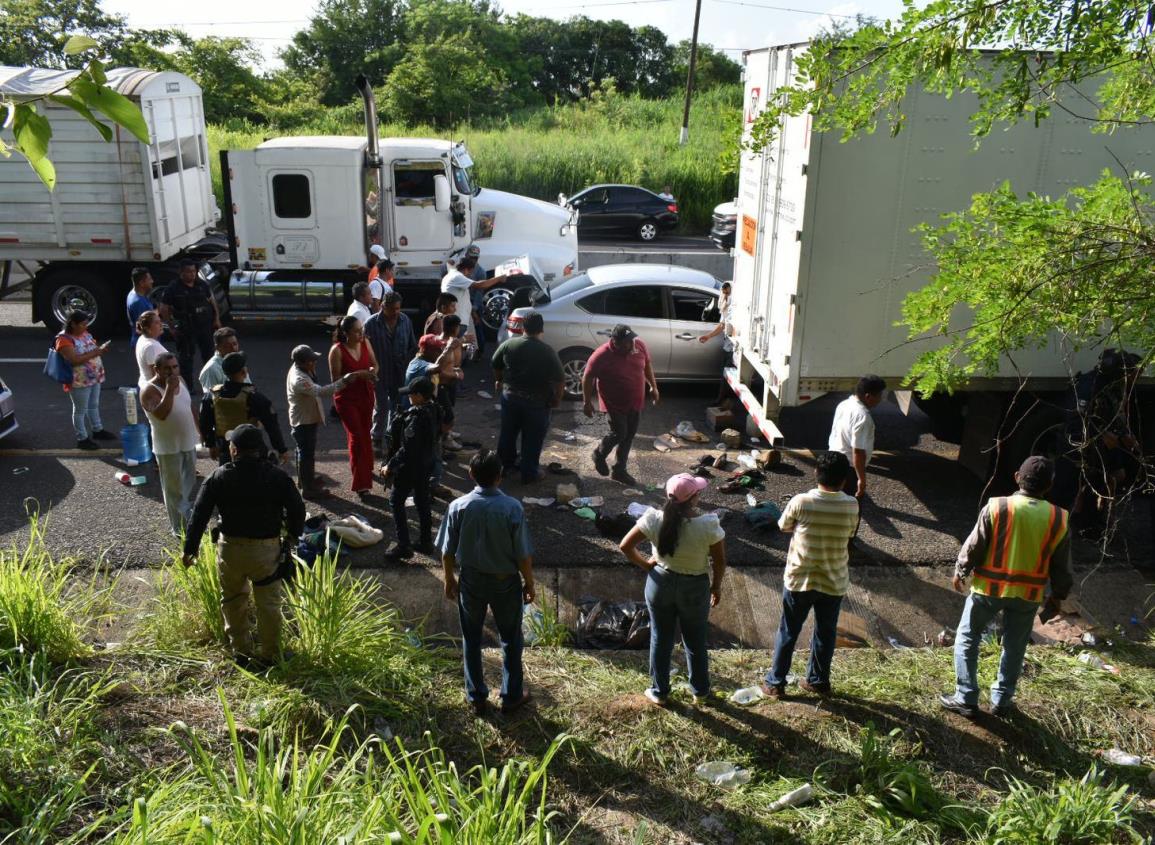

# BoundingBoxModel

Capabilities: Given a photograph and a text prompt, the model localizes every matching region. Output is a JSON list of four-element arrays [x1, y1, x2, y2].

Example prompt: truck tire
[[559, 347, 593, 400], [35, 270, 120, 337], [637, 220, 659, 242]]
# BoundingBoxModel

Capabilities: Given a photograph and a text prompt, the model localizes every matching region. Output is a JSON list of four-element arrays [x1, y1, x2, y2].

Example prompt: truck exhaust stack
[[355, 75, 389, 252]]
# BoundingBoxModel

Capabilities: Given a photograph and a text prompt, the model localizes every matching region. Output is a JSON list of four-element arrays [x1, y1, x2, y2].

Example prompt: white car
[[0, 374, 17, 440], [505, 264, 725, 398]]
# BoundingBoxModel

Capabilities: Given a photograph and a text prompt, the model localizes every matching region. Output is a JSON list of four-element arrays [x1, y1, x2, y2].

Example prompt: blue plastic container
[[120, 423, 153, 465]]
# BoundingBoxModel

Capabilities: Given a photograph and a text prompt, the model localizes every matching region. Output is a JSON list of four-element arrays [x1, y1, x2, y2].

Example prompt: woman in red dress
[[328, 315, 378, 500]]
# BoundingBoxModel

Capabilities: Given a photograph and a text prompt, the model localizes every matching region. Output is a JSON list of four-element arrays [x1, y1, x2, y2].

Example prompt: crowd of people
[[44, 250, 1092, 718]]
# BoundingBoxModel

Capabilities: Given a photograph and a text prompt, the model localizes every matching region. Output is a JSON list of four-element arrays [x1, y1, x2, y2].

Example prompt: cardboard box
[[707, 406, 735, 432]]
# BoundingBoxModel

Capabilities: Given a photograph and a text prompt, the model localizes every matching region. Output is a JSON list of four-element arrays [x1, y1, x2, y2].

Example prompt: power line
[[708, 0, 859, 17]]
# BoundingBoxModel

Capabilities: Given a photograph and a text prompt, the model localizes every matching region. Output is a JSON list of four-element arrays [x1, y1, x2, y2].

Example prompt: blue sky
[[102, 0, 908, 67]]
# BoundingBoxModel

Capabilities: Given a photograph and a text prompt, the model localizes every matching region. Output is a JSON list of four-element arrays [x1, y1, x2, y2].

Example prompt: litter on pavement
[[694, 761, 751, 789]]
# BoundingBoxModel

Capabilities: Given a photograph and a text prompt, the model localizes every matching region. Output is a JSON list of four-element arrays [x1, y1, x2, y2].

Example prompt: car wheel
[[36, 271, 118, 336], [559, 347, 592, 400], [637, 220, 659, 242]]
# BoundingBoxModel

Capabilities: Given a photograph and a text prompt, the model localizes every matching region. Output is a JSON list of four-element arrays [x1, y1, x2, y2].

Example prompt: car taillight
[[507, 316, 524, 335], [563, 263, 574, 276], [667, 203, 678, 213]]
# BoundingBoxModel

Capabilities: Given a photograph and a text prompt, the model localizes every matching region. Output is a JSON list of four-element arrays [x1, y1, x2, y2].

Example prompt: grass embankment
[[1, 524, 1153, 843], [210, 86, 742, 233]]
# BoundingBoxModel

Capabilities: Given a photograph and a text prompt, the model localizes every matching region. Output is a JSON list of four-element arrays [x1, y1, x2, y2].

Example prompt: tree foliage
[[748, 0, 1155, 393]]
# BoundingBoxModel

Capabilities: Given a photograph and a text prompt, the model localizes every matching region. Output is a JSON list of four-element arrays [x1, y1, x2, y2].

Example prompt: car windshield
[[546, 273, 593, 301]]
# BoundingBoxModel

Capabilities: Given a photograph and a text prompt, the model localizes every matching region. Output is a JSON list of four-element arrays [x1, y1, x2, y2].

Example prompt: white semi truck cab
[[0, 67, 579, 337]]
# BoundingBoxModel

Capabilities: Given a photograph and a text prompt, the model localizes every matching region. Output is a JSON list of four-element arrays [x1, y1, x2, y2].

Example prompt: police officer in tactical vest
[[157, 259, 221, 395], [182, 424, 306, 666], [940, 456, 1074, 718], [199, 351, 290, 466]]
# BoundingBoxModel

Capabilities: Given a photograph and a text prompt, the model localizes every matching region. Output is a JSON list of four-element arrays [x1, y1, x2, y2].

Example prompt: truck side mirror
[[434, 174, 451, 213]]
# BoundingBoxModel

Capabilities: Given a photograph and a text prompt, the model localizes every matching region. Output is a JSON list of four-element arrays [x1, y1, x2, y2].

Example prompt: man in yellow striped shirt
[[760, 451, 860, 699]]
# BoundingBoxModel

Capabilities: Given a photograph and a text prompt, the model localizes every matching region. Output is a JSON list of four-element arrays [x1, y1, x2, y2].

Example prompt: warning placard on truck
[[741, 215, 757, 256]]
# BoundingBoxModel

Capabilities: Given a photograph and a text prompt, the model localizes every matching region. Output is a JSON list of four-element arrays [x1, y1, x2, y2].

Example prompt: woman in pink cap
[[619, 472, 727, 705]]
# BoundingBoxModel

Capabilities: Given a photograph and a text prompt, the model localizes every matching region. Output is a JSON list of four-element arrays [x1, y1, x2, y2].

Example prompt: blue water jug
[[120, 423, 153, 465]]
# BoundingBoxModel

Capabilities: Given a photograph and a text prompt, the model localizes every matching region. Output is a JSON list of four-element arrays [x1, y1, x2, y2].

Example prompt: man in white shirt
[[827, 374, 886, 499], [199, 328, 250, 394], [347, 281, 374, 325], [369, 257, 394, 307], [440, 256, 518, 341], [141, 352, 201, 537]]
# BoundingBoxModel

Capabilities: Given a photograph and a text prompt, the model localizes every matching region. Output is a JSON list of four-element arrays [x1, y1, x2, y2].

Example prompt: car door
[[577, 283, 672, 375], [668, 287, 722, 378], [573, 187, 609, 234]]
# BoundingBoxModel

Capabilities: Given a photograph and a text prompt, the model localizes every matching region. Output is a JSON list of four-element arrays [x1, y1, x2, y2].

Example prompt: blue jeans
[[370, 383, 401, 442], [457, 570, 524, 705], [68, 384, 104, 441], [953, 592, 1037, 708], [766, 589, 843, 688], [645, 567, 712, 697], [497, 393, 551, 483], [291, 423, 318, 489]]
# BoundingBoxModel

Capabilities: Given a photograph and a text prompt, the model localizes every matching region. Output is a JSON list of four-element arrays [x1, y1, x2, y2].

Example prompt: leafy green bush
[[983, 767, 1142, 844], [110, 695, 570, 844], [0, 513, 110, 663], [0, 651, 111, 843]]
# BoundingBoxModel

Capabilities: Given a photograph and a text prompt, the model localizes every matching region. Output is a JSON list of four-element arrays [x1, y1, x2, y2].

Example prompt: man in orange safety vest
[[940, 456, 1074, 718]]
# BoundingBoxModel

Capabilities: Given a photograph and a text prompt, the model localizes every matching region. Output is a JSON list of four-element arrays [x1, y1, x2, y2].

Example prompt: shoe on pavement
[[643, 688, 669, 706], [939, 693, 977, 718], [77, 438, 99, 451], [91, 429, 117, 441], [759, 680, 786, 700], [611, 468, 638, 486], [799, 679, 832, 696], [384, 543, 414, 561], [592, 448, 609, 476], [501, 690, 532, 714]]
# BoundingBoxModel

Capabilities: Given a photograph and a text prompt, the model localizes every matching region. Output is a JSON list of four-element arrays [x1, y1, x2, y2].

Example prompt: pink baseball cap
[[666, 472, 708, 502]]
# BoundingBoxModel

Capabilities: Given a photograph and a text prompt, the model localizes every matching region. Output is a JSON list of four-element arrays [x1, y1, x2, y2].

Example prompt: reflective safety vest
[[211, 385, 254, 439], [972, 493, 1068, 603]]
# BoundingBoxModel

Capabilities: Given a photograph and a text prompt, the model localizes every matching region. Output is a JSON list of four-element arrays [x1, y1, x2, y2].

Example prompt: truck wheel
[[559, 347, 592, 400], [637, 220, 659, 242], [481, 287, 515, 332], [36, 271, 119, 336]]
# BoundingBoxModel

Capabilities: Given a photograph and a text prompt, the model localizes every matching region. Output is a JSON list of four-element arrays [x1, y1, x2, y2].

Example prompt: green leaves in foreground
[[984, 767, 1143, 844], [1, 36, 149, 191], [900, 171, 1155, 394], [113, 694, 570, 844]]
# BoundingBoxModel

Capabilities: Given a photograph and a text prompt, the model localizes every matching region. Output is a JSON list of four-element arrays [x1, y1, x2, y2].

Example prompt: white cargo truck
[[726, 43, 1155, 478], [0, 67, 579, 338]]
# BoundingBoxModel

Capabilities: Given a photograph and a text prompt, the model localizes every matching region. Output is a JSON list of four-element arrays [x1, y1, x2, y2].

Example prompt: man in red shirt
[[582, 324, 659, 486]]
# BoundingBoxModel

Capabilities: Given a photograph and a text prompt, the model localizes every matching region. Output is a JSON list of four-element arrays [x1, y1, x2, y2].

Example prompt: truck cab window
[[272, 173, 312, 219], [671, 289, 717, 322], [394, 162, 444, 204]]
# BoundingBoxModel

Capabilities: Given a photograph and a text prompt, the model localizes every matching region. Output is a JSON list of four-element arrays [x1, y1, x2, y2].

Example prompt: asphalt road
[[1, 300, 1151, 573]]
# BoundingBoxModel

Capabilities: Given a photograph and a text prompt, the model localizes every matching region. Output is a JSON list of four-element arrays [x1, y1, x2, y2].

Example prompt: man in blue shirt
[[437, 449, 535, 716], [126, 267, 155, 347], [364, 290, 417, 455]]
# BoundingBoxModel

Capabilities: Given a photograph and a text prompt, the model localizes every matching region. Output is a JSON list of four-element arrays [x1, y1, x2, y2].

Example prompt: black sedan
[[562, 184, 679, 242]]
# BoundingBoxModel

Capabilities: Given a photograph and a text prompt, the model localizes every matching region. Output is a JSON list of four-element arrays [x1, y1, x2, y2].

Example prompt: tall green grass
[[210, 85, 741, 232], [109, 695, 570, 844], [983, 767, 1142, 844], [0, 512, 111, 663], [138, 542, 225, 651]]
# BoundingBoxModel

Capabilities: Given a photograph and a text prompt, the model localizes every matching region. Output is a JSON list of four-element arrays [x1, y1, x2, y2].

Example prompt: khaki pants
[[218, 535, 283, 659]]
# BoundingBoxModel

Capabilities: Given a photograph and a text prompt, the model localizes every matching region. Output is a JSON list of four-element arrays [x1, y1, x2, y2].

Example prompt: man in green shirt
[[490, 311, 564, 483]]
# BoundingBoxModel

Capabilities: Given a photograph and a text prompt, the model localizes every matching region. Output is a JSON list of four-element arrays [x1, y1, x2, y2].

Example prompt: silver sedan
[[505, 264, 726, 398]]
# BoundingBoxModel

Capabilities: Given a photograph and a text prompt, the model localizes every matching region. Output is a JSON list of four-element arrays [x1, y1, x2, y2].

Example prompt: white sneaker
[[643, 688, 668, 706]]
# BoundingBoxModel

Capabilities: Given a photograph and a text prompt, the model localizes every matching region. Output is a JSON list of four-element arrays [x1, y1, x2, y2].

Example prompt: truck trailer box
[[0, 66, 215, 263], [731, 44, 1155, 417]]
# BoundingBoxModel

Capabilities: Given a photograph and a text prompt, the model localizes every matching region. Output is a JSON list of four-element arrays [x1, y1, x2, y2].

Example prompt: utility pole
[[679, 0, 703, 146]]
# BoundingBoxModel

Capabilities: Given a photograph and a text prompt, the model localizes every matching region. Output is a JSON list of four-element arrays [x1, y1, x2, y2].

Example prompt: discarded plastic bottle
[[729, 686, 765, 705], [1078, 651, 1106, 670], [768, 783, 814, 812], [1100, 748, 1144, 767], [736, 453, 757, 469], [114, 471, 132, 485], [694, 761, 751, 789], [746, 493, 758, 508]]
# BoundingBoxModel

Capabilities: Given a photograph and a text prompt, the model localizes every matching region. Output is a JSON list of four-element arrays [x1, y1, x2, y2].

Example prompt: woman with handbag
[[55, 310, 115, 450], [327, 315, 378, 501]]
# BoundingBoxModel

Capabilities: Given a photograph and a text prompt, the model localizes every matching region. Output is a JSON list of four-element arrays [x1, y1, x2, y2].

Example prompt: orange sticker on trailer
[[741, 215, 757, 256]]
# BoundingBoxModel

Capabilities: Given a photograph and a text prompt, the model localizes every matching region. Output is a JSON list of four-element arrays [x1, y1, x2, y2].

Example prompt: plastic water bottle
[[768, 783, 814, 812], [730, 686, 765, 705], [120, 423, 153, 465], [114, 471, 132, 485], [694, 761, 751, 789], [1101, 749, 1144, 767]]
